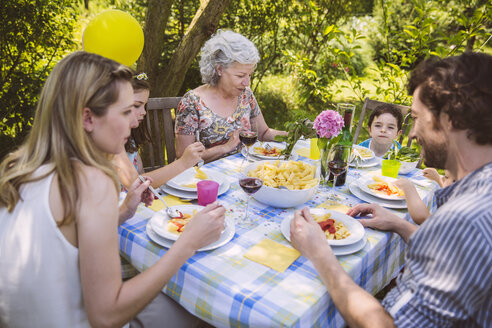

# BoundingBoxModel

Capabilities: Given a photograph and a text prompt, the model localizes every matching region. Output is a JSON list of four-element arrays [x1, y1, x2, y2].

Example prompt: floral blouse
[[175, 87, 261, 154]]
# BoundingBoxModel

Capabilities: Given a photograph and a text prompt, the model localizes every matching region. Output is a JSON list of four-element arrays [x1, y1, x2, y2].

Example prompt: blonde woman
[[0, 51, 225, 327]]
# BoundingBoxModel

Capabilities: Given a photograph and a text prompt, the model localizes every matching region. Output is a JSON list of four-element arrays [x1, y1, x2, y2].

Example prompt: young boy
[[359, 104, 403, 157], [394, 169, 455, 224]]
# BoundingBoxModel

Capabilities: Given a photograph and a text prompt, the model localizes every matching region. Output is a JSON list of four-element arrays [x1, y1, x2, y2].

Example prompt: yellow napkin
[[244, 238, 300, 272], [149, 195, 190, 212], [318, 203, 351, 214], [295, 147, 311, 158]]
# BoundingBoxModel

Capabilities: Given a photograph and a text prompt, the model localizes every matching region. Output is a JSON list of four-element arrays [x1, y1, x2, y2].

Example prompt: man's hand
[[347, 203, 401, 231], [290, 207, 332, 261], [347, 203, 417, 243]]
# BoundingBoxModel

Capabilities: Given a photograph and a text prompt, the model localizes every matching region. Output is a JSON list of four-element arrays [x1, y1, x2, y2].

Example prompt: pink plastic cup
[[197, 180, 220, 206]]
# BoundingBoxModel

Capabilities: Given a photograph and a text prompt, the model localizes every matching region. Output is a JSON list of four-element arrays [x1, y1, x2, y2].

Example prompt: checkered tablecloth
[[119, 150, 436, 328]]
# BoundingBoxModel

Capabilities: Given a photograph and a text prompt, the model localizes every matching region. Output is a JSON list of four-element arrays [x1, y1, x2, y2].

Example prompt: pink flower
[[344, 67, 349, 72], [331, 62, 338, 68], [313, 110, 344, 139]]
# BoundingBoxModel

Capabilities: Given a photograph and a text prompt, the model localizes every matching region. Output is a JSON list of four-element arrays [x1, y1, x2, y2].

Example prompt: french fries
[[247, 160, 318, 190]]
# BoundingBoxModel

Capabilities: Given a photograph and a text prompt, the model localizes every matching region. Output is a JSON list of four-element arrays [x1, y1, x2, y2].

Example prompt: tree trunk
[[153, 0, 233, 97], [137, 0, 175, 89]]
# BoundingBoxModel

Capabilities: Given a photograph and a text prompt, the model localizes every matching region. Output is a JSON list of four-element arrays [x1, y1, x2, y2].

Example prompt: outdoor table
[[118, 146, 436, 327]]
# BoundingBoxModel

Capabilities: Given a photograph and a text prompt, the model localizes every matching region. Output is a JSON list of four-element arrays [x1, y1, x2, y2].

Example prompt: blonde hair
[[0, 51, 133, 226]]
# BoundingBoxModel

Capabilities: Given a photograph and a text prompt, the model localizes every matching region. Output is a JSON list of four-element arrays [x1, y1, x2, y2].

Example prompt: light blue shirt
[[382, 162, 492, 326], [358, 138, 401, 158]]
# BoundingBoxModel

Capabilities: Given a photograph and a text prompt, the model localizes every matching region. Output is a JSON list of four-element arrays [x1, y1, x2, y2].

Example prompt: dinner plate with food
[[147, 205, 235, 251], [352, 145, 375, 161], [166, 167, 225, 192], [242, 142, 299, 161], [280, 208, 365, 247], [357, 176, 405, 200], [349, 145, 380, 168], [348, 182, 407, 209], [160, 178, 230, 200]]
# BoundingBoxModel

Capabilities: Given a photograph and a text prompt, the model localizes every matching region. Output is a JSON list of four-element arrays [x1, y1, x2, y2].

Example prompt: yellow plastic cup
[[310, 138, 320, 160], [381, 160, 401, 178]]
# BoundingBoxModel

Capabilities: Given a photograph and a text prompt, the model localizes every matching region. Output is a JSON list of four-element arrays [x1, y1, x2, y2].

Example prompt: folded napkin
[[149, 195, 190, 212], [244, 238, 300, 272], [295, 147, 310, 158], [318, 203, 351, 214]]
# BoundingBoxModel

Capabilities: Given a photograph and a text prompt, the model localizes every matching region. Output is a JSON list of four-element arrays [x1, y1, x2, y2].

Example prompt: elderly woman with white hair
[[175, 30, 287, 162]]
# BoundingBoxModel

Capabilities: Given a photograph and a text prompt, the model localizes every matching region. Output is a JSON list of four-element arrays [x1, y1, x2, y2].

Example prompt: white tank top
[[0, 164, 90, 327]]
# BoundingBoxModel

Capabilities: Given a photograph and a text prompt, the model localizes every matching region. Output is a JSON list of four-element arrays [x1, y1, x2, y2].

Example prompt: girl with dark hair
[[114, 73, 205, 189]]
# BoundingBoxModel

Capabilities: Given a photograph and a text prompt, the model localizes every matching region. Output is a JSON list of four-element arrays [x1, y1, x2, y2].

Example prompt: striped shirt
[[382, 162, 492, 327]]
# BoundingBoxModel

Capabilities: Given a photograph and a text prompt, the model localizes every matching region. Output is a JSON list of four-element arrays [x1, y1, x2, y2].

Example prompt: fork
[[195, 130, 204, 168], [138, 176, 183, 218]]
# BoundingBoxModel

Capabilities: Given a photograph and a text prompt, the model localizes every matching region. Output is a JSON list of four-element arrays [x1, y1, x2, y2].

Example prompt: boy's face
[[368, 113, 401, 147]]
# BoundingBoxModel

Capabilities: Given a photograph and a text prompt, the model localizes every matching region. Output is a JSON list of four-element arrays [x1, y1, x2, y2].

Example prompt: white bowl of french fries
[[244, 160, 319, 208]]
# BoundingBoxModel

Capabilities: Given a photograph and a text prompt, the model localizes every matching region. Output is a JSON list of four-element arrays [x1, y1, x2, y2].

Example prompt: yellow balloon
[[83, 10, 144, 66]]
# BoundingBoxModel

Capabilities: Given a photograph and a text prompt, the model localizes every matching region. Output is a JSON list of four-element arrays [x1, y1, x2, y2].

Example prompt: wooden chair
[[353, 97, 423, 168], [353, 97, 412, 146], [142, 97, 181, 171]]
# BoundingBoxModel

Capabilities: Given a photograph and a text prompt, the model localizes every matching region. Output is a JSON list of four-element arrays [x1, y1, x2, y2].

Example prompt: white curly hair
[[199, 30, 260, 86]]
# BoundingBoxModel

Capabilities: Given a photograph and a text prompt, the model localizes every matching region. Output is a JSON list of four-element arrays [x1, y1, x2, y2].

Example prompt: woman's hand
[[181, 141, 205, 168], [176, 202, 226, 251], [223, 130, 241, 153], [290, 208, 331, 261], [119, 177, 153, 223]]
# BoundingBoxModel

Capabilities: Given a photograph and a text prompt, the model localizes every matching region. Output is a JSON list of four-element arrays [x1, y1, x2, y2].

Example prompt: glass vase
[[318, 137, 335, 186]]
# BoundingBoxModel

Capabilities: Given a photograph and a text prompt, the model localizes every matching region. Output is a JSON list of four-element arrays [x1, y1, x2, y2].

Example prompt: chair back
[[142, 97, 181, 171], [353, 98, 412, 146], [353, 97, 423, 168]]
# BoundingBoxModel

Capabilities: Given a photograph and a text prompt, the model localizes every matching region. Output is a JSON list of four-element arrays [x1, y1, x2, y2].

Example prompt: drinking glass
[[326, 145, 350, 200], [239, 130, 258, 170], [238, 175, 263, 224]]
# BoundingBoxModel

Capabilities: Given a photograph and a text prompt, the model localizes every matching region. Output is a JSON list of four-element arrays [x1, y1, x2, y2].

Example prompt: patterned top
[[382, 162, 492, 327], [175, 87, 261, 155], [359, 138, 401, 158]]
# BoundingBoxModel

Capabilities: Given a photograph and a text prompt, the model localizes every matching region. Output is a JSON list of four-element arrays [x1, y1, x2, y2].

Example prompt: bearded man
[[291, 52, 492, 327]]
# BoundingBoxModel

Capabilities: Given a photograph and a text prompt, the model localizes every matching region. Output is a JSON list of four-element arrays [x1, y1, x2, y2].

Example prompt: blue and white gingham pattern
[[119, 149, 435, 328]]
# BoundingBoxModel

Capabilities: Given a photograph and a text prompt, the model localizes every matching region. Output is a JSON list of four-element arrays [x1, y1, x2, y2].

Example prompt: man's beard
[[421, 137, 448, 169]]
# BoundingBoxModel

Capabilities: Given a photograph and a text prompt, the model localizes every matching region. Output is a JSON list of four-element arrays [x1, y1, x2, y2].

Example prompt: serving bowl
[[244, 160, 319, 208], [398, 161, 418, 175]]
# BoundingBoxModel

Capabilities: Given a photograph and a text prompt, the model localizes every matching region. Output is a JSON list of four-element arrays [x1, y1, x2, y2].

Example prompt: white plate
[[357, 176, 405, 200], [280, 209, 365, 246], [331, 237, 367, 256], [352, 145, 375, 161], [160, 178, 230, 200], [150, 205, 204, 241], [348, 182, 407, 209], [167, 167, 225, 192], [349, 156, 381, 168], [146, 216, 235, 252], [243, 142, 299, 161]]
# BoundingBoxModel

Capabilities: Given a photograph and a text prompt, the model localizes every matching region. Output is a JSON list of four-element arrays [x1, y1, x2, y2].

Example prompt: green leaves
[[275, 119, 316, 157]]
